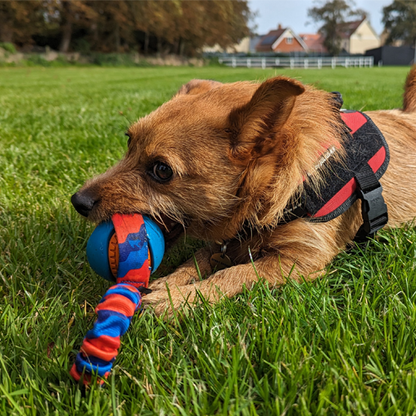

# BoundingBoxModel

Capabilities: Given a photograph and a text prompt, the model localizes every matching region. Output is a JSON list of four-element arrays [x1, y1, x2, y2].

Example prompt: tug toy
[[70, 213, 165, 385]]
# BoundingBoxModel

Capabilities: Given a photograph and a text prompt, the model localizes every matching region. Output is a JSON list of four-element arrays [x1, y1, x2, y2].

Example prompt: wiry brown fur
[[73, 67, 416, 315], [404, 65, 416, 113]]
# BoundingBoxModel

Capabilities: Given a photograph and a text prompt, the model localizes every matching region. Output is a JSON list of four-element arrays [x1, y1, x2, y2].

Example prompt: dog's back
[[404, 65, 416, 113], [368, 66, 416, 227]]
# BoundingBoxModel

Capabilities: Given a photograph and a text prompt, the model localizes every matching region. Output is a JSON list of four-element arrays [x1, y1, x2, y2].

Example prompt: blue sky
[[248, 0, 393, 36]]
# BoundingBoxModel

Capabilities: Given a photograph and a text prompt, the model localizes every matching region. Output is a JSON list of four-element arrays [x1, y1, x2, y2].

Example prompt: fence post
[[247, 58, 251, 68], [262, 57, 266, 69], [275, 58, 280, 66], [304, 59, 308, 69], [232, 57, 236, 68], [290, 58, 294, 69], [331, 57, 336, 69], [318, 58, 322, 69]]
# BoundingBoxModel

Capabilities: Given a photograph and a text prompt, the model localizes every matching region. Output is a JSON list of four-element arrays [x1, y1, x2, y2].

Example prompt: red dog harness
[[283, 97, 389, 242]]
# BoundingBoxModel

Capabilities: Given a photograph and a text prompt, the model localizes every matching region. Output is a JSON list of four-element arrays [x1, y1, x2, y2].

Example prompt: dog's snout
[[71, 191, 97, 217]]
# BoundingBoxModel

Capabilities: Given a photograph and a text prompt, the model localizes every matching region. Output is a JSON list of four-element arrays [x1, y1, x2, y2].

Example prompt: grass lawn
[[0, 65, 416, 415]]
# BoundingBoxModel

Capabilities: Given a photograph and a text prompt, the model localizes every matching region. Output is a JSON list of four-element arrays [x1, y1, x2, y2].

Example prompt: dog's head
[[72, 76, 323, 245]]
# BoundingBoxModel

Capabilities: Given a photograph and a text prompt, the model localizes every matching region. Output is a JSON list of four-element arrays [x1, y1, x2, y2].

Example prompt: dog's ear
[[228, 77, 305, 159], [176, 79, 222, 96]]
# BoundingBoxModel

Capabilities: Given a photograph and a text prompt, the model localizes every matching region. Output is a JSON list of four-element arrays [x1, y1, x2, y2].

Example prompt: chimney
[[278, 24, 282, 30]]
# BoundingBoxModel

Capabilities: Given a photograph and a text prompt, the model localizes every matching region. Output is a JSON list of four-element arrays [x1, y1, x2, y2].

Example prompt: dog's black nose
[[71, 191, 96, 217]]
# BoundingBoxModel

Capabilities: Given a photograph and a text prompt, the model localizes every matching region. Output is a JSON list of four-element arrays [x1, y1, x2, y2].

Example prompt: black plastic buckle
[[355, 184, 388, 243]]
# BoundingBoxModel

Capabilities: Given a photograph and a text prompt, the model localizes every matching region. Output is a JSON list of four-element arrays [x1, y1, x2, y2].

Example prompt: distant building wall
[[202, 36, 252, 54], [273, 36, 305, 53], [349, 21, 380, 54], [365, 46, 415, 65], [232, 37, 251, 53], [249, 37, 261, 53], [341, 39, 350, 53]]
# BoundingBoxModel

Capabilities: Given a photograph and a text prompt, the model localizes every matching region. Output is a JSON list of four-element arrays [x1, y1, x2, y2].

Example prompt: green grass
[[0, 66, 415, 415]]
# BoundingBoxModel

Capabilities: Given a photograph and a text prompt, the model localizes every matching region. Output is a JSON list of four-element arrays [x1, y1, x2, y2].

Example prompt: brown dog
[[72, 67, 416, 315]]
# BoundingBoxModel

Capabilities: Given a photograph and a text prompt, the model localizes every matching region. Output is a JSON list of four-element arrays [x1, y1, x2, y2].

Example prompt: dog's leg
[[149, 247, 213, 290], [143, 255, 324, 315], [143, 219, 352, 316]]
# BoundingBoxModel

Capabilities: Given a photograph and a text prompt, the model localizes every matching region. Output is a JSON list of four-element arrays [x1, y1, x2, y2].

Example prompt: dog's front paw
[[142, 286, 198, 316], [148, 276, 170, 291], [148, 271, 201, 291]]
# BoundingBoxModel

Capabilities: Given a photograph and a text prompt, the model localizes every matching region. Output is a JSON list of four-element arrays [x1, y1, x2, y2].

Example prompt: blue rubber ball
[[86, 216, 165, 281]]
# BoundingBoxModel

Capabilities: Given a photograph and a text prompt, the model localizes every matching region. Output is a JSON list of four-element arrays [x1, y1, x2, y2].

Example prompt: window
[[286, 36, 293, 44]]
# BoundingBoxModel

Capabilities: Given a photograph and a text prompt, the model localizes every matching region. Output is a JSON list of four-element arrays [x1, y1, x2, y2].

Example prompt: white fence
[[218, 56, 374, 69]]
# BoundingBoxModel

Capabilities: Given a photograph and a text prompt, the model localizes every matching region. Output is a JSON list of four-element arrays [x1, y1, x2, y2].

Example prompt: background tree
[[42, 0, 97, 53], [204, 0, 251, 49], [129, 1, 152, 54], [308, 0, 366, 56], [383, 0, 416, 46], [0, 1, 42, 45], [87, 1, 134, 53], [144, 0, 180, 54], [0, 0, 252, 56], [173, 0, 251, 56]]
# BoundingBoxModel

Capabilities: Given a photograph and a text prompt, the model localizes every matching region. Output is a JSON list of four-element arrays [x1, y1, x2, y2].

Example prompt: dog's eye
[[152, 162, 173, 182]]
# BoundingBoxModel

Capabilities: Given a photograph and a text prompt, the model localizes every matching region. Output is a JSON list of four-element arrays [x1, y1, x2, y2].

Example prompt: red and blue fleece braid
[[70, 214, 151, 385]]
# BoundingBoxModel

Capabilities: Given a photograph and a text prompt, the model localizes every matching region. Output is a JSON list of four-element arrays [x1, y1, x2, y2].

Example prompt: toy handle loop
[[70, 214, 151, 385]]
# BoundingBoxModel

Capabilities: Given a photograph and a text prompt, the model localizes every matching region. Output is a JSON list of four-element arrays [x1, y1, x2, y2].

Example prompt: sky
[[248, 0, 393, 36]]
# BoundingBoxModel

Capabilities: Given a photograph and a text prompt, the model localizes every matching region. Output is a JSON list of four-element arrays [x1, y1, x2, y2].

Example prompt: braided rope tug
[[70, 213, 165, 385]]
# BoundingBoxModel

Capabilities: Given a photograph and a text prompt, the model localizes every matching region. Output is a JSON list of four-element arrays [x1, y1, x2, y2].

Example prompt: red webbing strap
[[112, 213, 151, 289]]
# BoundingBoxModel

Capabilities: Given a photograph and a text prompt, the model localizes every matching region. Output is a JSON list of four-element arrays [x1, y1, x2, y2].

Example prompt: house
[[299, 33, 327, 54], [255, 25, 308, 53], [338, 17, 380, 54], [204, 18, 380, 56]]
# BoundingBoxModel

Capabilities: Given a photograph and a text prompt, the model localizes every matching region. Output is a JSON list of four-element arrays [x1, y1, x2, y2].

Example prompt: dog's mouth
[[151, 213, 187, 250], [71, 189, 187, 250]]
